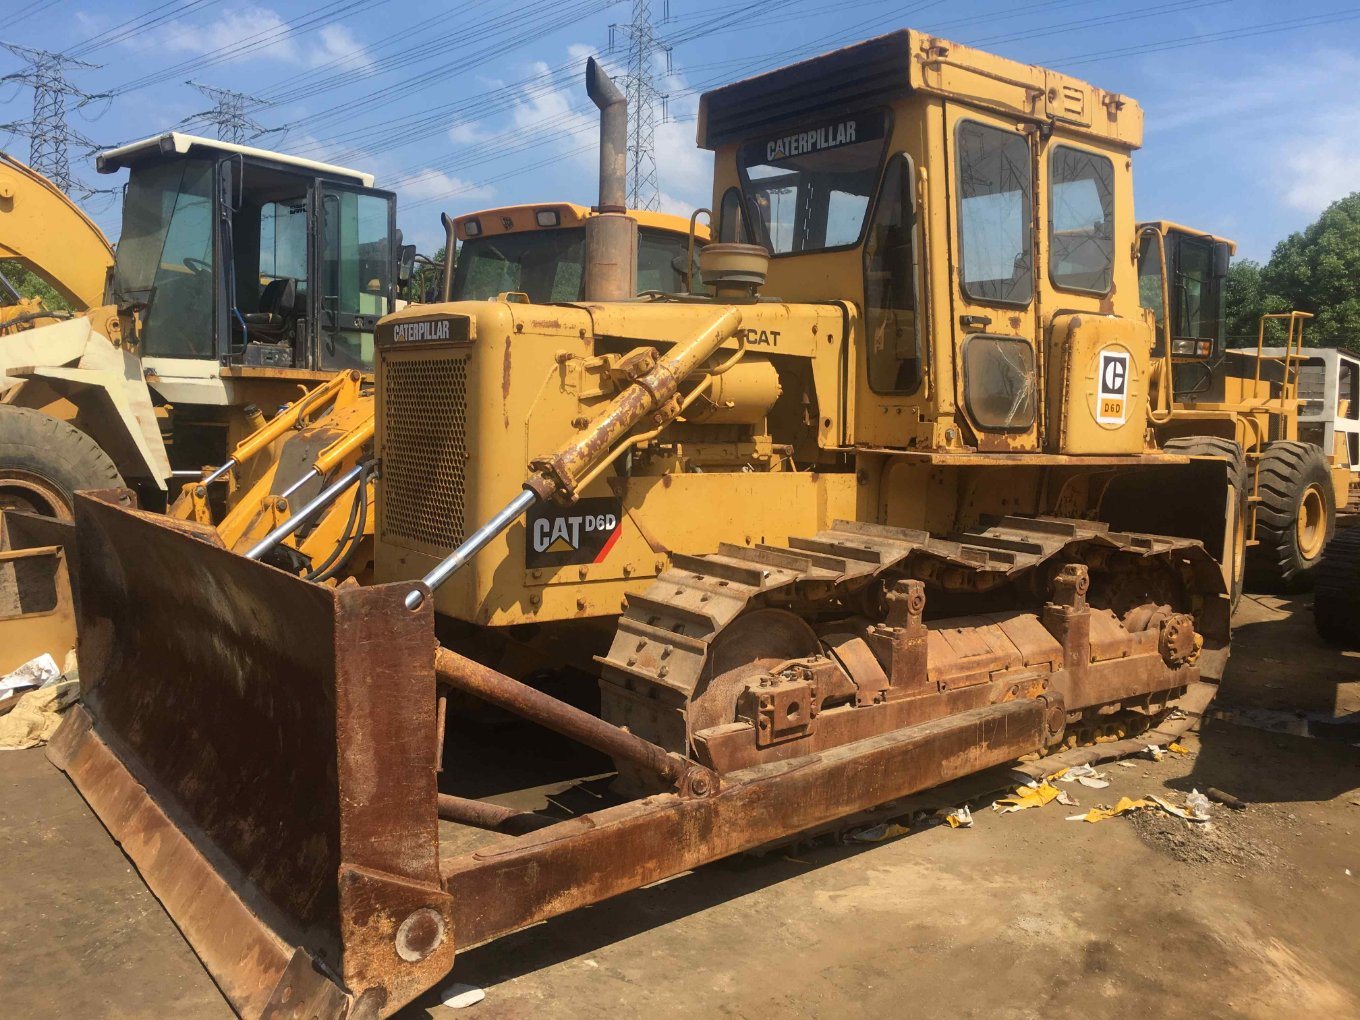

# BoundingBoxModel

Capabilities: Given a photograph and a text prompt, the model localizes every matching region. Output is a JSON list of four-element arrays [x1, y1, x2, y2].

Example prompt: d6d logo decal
[[526, 496, 624, 568], [1096, 348, 1130, 425]]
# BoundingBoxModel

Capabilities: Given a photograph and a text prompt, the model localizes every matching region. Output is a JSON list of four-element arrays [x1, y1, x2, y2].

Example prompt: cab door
[[310, 182, 396, 371], [943, 105, 1040, 451]]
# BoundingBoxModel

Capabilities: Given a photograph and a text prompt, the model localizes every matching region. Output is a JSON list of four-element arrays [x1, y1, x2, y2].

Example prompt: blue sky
[[4, 0, 1358, 259]]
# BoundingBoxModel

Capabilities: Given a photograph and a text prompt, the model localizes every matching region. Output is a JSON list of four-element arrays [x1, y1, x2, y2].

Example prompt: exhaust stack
[[584, 56, 637, 301]]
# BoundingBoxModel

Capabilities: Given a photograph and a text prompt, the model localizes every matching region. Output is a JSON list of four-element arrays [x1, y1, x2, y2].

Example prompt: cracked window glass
[[1049, 146, 1114, 294], [957, 121, 1032, 305], [963, 335, 1036, 430]]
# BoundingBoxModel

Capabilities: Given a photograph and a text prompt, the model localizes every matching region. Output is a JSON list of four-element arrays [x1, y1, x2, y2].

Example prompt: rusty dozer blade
[[47, 492, 452, 1019], [49, 494, 1066, 1018]]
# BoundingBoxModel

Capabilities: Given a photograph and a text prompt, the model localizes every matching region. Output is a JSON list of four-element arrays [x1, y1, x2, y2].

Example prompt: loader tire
[[1315, 528, 1360, 646], [1248, 441, 1335, 591], [1162, 436, 1247, 610], [0, 405, 123, 520]]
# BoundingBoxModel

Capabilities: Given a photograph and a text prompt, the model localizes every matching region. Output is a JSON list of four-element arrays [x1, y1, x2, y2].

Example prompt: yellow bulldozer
[[168, 201, 705, 579], [50, 34, 1239, 1018]]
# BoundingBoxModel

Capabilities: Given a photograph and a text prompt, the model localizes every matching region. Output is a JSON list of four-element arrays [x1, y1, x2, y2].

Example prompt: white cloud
[[400, 167, 496, 205], [447, 121, 488, 144], [1143, 48, 1360, 218], [123, 6, 373, 72], [313, 24, 374, 73], [1283, 131, 1360, 215]]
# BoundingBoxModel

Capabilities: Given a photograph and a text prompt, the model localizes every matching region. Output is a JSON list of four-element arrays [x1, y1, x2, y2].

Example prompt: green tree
[[1229, 193, 1360, 352], [0, 260, 73, 311], [1259, 193, 1360, 351]]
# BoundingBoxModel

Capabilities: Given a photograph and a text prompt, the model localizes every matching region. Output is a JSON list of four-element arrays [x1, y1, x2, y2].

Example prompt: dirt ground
[[2, 593, 1358, 1019]]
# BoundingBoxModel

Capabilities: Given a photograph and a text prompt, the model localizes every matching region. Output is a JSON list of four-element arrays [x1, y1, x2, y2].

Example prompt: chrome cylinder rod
[[245, 461, 367, 561], [201, 458, 236, 484], [276, 467, 321, 502], [405, 487, 537, 609]]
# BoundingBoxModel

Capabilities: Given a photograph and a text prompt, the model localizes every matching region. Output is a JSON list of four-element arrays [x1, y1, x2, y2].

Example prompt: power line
[[0, 43, 102, 195], [182, 81, 276, 144], [610, 0, 671, 210]]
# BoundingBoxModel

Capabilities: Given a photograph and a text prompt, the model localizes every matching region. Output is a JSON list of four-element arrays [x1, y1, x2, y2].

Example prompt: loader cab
[[1136, 221, 1233, 398], [97, 132, 399, 375], [700, 29, 1148, 456], [447, 203, 703, 302]]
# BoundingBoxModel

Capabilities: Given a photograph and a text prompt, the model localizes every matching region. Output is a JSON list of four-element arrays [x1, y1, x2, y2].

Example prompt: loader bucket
[[47, 492, 452, 1019]]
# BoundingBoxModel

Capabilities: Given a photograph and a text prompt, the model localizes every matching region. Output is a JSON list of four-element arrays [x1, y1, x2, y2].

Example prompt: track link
[[599, 515, 1229, 763]]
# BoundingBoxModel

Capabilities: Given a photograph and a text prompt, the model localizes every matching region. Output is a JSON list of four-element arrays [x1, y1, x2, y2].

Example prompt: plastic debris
[[1067, 796, 1154, 823], [1168, 742, 1191, 755], [845, 821, 912, 843], [1053, 764, 1109, 788], [1142, 744, 1166, 761], [942, 805, 973, 829], [1055, 790, 1079, 807], [993, 780, 1060, 813], [440, 982, 486, 1009], [1184, 790, 1212, 819], [1116, 761, 1139, 769], [0, 652, 61, 702]]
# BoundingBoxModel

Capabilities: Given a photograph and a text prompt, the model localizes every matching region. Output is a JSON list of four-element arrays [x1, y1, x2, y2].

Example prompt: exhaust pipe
[[584, 56, 637, 301]]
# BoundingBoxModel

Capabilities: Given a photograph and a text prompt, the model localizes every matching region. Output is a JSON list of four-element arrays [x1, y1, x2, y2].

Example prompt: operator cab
[[97, 132, 407, 374], [447, 203, 703, 302], [1136, 221, 1233, 399]]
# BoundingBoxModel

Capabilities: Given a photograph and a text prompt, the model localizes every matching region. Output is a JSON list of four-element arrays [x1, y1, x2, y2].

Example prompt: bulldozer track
[[600, 514, 1227, 761]]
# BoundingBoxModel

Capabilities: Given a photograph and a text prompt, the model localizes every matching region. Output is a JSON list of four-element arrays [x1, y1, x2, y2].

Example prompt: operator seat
[[243, 277, 298, 340]]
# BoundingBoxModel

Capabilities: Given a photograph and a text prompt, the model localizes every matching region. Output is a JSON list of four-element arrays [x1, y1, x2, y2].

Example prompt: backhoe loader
[[51, 34, 1237, 1018], [169, 203, 704, 580]]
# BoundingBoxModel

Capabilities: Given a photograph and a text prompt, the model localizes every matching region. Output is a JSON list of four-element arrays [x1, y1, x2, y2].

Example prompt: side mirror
[[397, 244, 417, 286], [1213, 242, 1231, 278]]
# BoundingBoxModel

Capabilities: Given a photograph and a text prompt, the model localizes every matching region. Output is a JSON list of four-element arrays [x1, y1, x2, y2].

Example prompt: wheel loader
[[49, 33, 1236, 1018], [1134, 221, 1360, 594], [167, 203, 705, 580], [0, 136, 412, 517]]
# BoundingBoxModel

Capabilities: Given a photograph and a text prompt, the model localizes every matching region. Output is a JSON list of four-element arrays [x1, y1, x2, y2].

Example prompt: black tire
[[1248, 440, 1336, 591], [1315, 528, 1360, 646], [1162, 436, 1248, 610], [0, 405, 123, 519]]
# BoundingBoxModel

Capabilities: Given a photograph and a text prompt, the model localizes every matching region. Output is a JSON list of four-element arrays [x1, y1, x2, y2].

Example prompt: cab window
[[864, 155, 921, 394], [738, 110, 888, 254], [956, 121, 1032, 306], [1048, 146, 1114, 294], [637, 228, 689, 293]]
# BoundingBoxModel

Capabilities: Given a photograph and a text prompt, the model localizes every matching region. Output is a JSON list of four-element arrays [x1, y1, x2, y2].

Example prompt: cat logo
[[744, 328, 780, 347], [525, 496, 624, 568], [1096, 348, 1130, 425]]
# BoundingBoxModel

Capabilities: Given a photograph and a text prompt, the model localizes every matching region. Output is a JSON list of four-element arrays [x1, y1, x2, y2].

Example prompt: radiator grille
[[379, 352, 470, 550]]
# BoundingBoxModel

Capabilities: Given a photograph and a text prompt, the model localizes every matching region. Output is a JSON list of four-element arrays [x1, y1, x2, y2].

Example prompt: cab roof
[[698, 28, 1143, 152], [452, 202, 707, 243], [95, 132, 375, 187], [1139, 220, 1238, 255]]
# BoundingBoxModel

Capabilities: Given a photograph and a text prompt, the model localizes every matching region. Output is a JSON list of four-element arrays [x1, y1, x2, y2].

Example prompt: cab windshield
[[737, 109, 888, 254], [112, 159, 215, 357], [451, 226, 691, 301]]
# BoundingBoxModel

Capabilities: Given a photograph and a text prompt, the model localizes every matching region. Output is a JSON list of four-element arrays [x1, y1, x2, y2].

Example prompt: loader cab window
[[113, 159, 215, 358], [737, 110, 888, 254], [1137, 232, 1166, 341], [318, 188, 392, 370], [451, 228, 587, 302], [956, 121, 1033, 306], [864, 154, 921, 394], [1048, 146, 1114, 294], [1173, 237, 1221, 345]]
